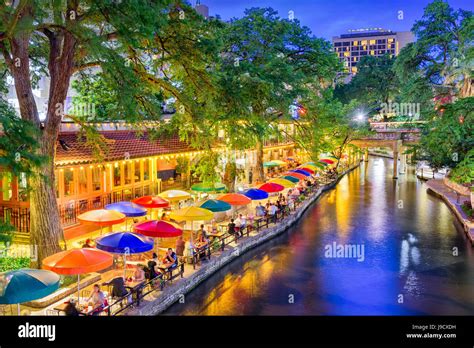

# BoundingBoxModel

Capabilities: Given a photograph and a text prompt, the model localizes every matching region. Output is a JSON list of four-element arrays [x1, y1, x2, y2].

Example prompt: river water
[[164, 157, 474, 315]]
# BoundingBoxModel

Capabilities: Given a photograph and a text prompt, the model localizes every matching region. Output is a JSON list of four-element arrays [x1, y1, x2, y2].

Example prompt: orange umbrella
[[132, 196, 169, 209], [42, 248, 114, 301], [218, 193, 252, 206], [78, 209, 125, 227]]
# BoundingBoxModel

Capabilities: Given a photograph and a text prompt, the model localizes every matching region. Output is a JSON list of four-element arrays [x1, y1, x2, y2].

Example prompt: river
[[164, 157, 474, 315]]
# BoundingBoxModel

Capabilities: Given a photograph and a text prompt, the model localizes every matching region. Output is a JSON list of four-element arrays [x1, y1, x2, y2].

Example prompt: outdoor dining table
[[53, 300, 95, 316], [125, 279, 146, 305]]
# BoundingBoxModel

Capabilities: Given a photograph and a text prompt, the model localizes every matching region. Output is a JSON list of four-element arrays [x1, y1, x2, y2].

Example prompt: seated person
[[161, 248, 178, 270], [82, 239, 93, 248], [64, 298, 80, 316], [86, 284, 106, 315], [146, 253, 160, 279], [228, 218, 236, 236], [103, 275, 128, 299], [133, 264, 145, 282]]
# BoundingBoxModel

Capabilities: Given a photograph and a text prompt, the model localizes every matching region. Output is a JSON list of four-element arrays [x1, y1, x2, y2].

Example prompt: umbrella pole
[[77, 274, 80, 303], [123, 254, 127, 279]]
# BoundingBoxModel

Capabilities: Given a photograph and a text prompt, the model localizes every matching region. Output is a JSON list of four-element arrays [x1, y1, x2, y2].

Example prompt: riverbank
[[426, 179, 474, 245], [125, 161, 362, 315]]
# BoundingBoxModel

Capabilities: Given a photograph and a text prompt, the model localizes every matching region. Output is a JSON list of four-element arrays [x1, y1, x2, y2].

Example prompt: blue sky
[[197, 0, 473, 40]]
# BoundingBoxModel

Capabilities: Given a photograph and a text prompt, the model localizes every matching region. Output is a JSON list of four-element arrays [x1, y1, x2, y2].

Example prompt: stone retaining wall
[[127, 163, 360, 316]]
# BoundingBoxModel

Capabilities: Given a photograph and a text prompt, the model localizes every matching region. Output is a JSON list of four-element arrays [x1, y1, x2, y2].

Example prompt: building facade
[[332, 28, 414, 75]]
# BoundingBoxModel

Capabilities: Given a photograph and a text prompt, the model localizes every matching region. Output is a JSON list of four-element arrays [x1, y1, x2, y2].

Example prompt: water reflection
[[165, 158, 474, 316]]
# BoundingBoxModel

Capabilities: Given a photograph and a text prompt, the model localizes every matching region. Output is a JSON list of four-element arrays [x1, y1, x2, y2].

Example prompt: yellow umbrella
[[158, 189, 191, 202], [268, 178, 295, 188], [169, 206, 214, 222], [169, 206, 214, 244]]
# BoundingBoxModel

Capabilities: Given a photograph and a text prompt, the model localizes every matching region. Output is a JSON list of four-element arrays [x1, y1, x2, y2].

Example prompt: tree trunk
[[253, 139, 265, 184]]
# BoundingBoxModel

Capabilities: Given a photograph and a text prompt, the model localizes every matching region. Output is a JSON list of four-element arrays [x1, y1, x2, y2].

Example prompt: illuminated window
[[64, 170, 75, 197], [370, 50, 375, 55], [78, 168, 88, 194], [343, 51, 350, 57], [1, 172, 13, 201], [388, 38, 394, 43], [92, 167, 102, 191], [362, 45, 367, 50], [353, 57, 357, 61], [351, 66, 358, 73], [134, 162, 141, 182], [124, 162, 132, 185], [143, 159, 150, 181], [361, 40, 367, 45], [113, 164, 121, 187], [369, 40, 376, 45], [352, 41, 358, 46]]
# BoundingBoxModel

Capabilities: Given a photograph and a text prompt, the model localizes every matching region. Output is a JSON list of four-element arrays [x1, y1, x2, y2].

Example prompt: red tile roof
[[56, 130, 193, 166]]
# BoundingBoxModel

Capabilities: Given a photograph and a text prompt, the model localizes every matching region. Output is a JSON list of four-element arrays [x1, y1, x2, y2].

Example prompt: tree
[[400, 0, 473, 98], [218, 8, 340, 183], [334, 55, 399, 121], [0, 0, 224, 264]]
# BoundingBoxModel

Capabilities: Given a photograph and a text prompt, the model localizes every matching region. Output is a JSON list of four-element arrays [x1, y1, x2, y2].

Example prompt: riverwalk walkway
[[426, 179, 474, 245]]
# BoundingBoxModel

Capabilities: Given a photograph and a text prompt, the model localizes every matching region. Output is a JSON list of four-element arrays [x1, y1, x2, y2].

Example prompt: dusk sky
[[198, 0, 473, 40]]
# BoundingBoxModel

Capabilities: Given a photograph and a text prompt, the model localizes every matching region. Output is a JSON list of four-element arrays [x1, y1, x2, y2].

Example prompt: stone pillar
[[393, 151, 399, 179], [399, 151, 407, 174]]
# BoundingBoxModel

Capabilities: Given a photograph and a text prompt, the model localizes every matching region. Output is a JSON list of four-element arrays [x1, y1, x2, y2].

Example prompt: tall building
[[332, 28, 414, 75]]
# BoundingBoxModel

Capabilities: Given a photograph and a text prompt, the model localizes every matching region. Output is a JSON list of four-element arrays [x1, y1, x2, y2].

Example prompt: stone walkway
[[425, 179, 474, 244]]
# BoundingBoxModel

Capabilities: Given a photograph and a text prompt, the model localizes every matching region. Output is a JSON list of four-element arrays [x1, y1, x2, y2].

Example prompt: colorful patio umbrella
[[242, 188, 269, 200], [95, 232, 154, 254], [284, 172, 307, 180], [298, 167, 315, 174], [105, 202, 147, 218], [263, 161, 279, 167], [258, 182, 285, 193], [77, 209, 126, 234], [169, 206, 214, 222], [158, 190, 191, 202], [303, 161, 317, 166], [0, 269, 60, 315], [42, 248, 114, 301], [320, 155, 338, 161], [200, 199, 232, 212], [271, 160, 287, 166], [318, 161, 329, 167], [319, 159, 335, 165], [299, 164, 318, 171], [289, 169, 311, 177], [218, 193, 252, 206], [132, 195, 170, 209], [134, 220, 183, 238], [191, 182, 226, 193], [95, 232, 154, 278], [269, 178, 295, 188], [280, 175, 300, 183]]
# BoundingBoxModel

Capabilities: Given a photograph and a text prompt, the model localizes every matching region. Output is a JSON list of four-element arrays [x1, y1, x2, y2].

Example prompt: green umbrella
[[191, 182, 226, 193], [280, 175, 299, 183], [263, 161, 279, 167]]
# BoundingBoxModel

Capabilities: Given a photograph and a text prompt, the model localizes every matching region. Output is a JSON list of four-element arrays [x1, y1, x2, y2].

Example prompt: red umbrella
[[319, 159, 335, 165], [298, 167, 315, 174], [132, 196, 170, 208], [258, 182, 285, 193], [134, 220, 183, 238], [218, 193, 252, 206]]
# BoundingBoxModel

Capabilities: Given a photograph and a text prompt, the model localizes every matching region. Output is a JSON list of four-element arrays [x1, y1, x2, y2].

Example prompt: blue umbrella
[[96, 232, 154, 278], [290, 169, 311, 177], [0, 269, 60, 315], [243, 188, 269, 200], [95, 232, 154, 254], [200, 199, 232, 212], [105, 202, 147, 218]]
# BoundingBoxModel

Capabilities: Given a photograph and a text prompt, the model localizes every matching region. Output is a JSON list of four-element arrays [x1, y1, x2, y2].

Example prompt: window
[[361, 40, 367, 45], [352, 41, 358, 46], [134, 161, 141, 182], [64, 169, 75, 197], [92, 167, 102, 191], [388, 38, 394, 43], [335, 42, 342, 47], [143, 159, 150, 181], [370, 50, 375, 55], [18, 172, 28, 202], [113, 164, 121, 187], [351, 66, 358, 74], [369, 39, 376, 45], [343, 51, 350, 57], [1, 172, 13, 201], [78, 168, 88, 194], [124, 162, 132, 185]]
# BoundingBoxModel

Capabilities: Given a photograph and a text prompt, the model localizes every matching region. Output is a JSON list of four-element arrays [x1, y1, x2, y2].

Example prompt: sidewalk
[[425, 179, 474, 245]]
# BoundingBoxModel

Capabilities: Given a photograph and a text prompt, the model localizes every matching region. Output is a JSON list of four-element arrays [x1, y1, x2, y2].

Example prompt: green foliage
[[191, 151, 221, 185], [449, 149, 474, 185], [416, 97, 473, 170], [0, 257, 30, 272]]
